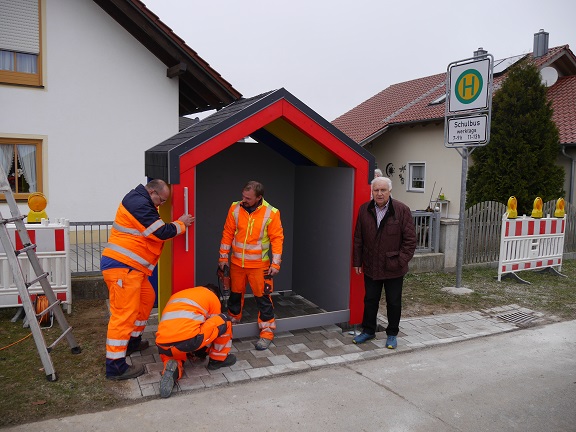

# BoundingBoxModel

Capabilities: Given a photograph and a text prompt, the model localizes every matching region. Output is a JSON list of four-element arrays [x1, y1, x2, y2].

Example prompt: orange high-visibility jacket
[[155, 287, 225, 344], [102, 184, 186, 275], [219, 199, 284, 270]]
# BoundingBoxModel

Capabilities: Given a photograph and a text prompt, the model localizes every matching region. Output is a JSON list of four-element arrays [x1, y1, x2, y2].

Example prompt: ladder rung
[[25, 272, 49, 287], [47, 327, 73, 352], [0, 215, 27, 224], [36, 300, 61, 318], [16, 243, 37, 256]]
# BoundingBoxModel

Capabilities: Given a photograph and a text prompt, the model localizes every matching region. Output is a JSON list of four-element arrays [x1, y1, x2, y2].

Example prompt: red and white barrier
[[498, 214, 566, 281], [0, 220, 71, 312]]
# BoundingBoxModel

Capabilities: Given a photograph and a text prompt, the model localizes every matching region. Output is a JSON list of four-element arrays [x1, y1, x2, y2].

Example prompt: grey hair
[[371, 176, 392, 191], [374, 168, 383, 177]]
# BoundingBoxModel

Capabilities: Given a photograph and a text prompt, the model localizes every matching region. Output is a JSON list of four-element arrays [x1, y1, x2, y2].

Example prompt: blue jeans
[[362, 275, 404, 336]]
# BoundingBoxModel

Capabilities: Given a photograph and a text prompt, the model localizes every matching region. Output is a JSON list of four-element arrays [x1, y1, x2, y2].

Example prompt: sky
[[142, 0, 576, 122]]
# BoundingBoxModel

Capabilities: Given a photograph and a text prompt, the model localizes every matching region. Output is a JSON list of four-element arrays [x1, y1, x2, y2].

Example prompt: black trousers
[[362, 274, 404, 336]]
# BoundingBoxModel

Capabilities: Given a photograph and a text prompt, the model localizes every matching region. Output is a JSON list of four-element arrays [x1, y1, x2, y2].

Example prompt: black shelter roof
[[145, 88, 375, 184]]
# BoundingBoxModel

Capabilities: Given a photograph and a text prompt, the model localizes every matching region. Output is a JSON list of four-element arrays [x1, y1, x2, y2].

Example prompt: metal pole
[[455, 147, 469, 288]]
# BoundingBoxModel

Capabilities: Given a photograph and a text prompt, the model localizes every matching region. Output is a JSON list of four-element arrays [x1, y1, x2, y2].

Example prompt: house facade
[[333, 31, 576, 218], [0, 0, 240, 222]]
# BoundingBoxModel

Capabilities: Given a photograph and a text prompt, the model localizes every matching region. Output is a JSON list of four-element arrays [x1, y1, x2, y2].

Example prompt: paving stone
[[323, 338, 345, 348], [230, 360, 252, 371], [233, 341, 254, 352], [177, 376, 206, 391], [245, 367, 272, 379], [266, 361, 310, 375], [323, 355, 346, 365], [305, 349, 327, 359], [223, 370, 251, 383], [287, 343, 309, 353], [304, 332, 327, 341], [269, 345, 293, 356], [268, 355, 292, 366], [140, 383, 157, 397], [305, 358, 329, 368], [286, 352, 310, 362], [246, 357, 273, 368], [303, 340, 328, 350], [201, 373, 228, 388]]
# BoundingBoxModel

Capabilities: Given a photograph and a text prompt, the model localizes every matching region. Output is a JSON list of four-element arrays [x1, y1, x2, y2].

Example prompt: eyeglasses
[[153, 190, 167, 204]]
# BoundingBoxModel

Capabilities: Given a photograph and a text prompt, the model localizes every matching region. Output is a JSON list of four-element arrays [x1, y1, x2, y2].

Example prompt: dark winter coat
[[353, 197, 417, 280]]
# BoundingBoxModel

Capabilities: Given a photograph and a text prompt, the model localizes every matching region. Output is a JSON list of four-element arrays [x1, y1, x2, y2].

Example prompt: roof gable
[[333, 45, 576, 146], [145, 88, 375, 183], [94, 0, 241, 115]]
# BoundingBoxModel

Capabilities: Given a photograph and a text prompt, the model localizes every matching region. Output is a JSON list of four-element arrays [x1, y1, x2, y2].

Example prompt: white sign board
[[448, 58, 490, 113], [447, 115, 488, 146]]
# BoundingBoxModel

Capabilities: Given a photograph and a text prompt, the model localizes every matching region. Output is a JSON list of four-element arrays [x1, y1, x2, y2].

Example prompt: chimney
[[474, 47, 488, 58], [533, 29, 549, 58]]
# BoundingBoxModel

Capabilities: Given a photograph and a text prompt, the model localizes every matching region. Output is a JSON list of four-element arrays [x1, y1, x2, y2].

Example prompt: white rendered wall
[[0, 0, 179, 221], [369, 124, 462, 218]]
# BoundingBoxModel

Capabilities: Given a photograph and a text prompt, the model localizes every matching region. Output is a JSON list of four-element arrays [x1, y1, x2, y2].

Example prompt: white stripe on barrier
[[498, 214, 567, 281]]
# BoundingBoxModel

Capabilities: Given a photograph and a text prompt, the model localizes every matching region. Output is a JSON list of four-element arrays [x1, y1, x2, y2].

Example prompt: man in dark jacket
[[352, 176, 416, 349]]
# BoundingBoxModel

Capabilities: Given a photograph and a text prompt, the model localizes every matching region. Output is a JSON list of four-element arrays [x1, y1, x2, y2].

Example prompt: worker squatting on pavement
[[156, 285, 235, 398], [218, 181, 284, 351], [101, 179, 194, 381]]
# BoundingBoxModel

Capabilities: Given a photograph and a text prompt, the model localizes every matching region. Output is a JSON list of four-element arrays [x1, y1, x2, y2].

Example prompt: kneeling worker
[[155, 284, 236, 398]]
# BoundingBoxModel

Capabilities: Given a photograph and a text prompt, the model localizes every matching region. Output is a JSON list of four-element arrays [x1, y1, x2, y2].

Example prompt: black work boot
[[106, 364, 145, 381], [207, 354, 237, 371], [159, 359, 178, 398]]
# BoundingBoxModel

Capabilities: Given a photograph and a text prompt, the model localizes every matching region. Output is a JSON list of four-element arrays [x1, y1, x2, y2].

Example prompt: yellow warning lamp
[[26, 192, 48, 224], [554, 197, 565, 218], [531, 197, 543, 219], [506, 196, 518, 219]]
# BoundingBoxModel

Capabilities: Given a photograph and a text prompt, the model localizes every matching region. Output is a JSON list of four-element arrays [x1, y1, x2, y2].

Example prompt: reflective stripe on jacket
[[219, 199, 284, 270], [155, 287, 225, 344], [102, 184, 186, 275]]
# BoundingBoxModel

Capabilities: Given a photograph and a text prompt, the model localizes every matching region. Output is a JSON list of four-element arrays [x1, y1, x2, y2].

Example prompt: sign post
[[444, 54, 493, 288]]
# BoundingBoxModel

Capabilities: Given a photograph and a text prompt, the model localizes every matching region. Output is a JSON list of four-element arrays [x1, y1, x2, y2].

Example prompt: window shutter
[[0, 0, 39, 54]]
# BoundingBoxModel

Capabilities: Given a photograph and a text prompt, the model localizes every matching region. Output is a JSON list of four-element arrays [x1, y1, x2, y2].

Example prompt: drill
[[264, 273, 273, 295], [217, 264, 231, 295]]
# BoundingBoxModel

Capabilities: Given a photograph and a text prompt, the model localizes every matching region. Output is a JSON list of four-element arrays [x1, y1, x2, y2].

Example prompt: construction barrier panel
[[498, 214, 566, 282], [0, 219, 71, 312]]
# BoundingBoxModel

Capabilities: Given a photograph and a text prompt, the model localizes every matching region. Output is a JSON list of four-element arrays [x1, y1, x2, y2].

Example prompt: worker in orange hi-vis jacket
[[156, 284, 235, 398], [218, 180, 284, 352], [101, 179, 193, 381]]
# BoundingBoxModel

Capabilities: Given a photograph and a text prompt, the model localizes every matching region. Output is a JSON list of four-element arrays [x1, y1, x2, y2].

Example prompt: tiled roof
[[332, 45, 576, 146], [548, 76, 576, 145]]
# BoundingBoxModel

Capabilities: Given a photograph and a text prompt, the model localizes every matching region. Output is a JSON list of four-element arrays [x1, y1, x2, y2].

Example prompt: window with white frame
[[0, 138, 43, 200], [407, 162, 425, 192], [0, 0, 42, 86]]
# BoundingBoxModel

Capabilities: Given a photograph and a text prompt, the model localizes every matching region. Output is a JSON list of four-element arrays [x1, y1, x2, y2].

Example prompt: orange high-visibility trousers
[[103, 267, 155, 361], [228, 264, 276, 340], [157, 321, 232, 379]]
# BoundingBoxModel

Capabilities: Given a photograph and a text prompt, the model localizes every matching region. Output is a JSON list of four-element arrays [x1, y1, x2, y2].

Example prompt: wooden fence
[[464, 200, 575, 265]]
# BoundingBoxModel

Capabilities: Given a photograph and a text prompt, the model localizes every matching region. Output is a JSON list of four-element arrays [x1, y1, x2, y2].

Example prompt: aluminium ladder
[[0, 165, 81, 381]]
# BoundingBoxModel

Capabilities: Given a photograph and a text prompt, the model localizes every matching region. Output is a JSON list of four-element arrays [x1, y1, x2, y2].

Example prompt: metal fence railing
[[412, 210, 441, 254], [69, 221, 112, 276], [69, 211, 440, 275]]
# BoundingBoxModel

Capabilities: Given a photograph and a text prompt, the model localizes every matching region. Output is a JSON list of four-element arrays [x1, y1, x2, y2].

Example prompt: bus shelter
[[145, 88, 375, 337]]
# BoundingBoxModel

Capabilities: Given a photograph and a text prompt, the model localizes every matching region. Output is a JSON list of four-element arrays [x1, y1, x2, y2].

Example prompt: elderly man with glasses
[[101, 179, 194, 380]]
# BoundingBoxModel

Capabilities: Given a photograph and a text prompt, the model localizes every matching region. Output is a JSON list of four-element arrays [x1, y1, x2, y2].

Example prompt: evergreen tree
[[467, 61, 564, 215]]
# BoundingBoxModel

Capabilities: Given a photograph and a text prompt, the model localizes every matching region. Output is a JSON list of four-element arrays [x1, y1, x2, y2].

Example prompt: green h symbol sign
[[456, 69, 483, 104]]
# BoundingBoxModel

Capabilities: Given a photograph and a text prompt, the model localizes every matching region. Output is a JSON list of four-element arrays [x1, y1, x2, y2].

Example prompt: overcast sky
[[142, 0, 576, 121]]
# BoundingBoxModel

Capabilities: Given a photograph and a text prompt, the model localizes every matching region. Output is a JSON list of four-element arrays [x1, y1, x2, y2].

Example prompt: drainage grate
[[496, 311, 537, 324]]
